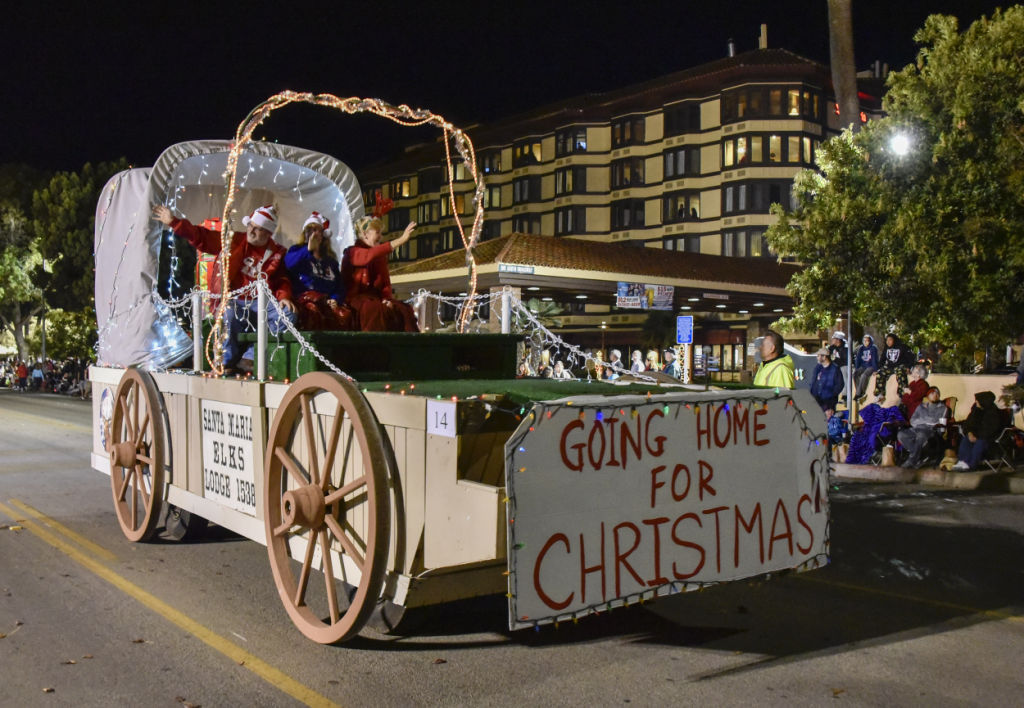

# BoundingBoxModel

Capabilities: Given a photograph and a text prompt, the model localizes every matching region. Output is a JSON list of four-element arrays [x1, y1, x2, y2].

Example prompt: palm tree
[[640, 310, 676, 351]]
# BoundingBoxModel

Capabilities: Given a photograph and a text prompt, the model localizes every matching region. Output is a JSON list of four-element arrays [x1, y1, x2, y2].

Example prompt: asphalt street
[[1, 389, 1022, 706]]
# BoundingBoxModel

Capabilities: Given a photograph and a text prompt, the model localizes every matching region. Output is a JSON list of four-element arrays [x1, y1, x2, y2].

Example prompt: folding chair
[[989, 408, 1023, 471], [872, 419, 906, 467]]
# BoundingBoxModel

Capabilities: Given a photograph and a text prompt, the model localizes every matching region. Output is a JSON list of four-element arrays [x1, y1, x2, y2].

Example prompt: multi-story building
[[357, 42, 883, 378]]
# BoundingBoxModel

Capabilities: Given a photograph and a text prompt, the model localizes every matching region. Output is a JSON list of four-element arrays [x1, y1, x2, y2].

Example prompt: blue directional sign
[[676, 315, 694, 344]]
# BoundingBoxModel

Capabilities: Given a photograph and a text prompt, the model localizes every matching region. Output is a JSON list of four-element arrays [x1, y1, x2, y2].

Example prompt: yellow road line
[[8, 499, 117, 562], [797, 573, 1024, 623], [0, 499, 341, 708], [0, 407, 91, 433]]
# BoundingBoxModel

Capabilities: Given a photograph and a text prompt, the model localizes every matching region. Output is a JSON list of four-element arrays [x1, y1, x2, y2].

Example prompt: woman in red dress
[[341, 216, 419, 332]]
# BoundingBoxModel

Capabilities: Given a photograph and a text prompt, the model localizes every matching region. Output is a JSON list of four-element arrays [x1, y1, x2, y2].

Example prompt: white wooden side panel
[[423, 434, 505, 568]]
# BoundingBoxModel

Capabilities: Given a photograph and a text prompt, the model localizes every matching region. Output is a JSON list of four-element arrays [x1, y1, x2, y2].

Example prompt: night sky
[[3, 0, 1004, 173]]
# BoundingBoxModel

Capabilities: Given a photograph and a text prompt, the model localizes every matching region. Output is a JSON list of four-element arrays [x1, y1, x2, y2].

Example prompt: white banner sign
[[505, 389, 829, 630], [201, 400, 257, 515]]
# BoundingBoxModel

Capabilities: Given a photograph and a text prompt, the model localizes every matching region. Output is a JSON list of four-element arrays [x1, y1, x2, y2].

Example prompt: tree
[[0, 206, 44, 360], [767, 8, 1024, 369], [31, 159, 128, 312], [0, 164, 48, 212], [640, 310, 676, 351], [27, 308, 96, 360]]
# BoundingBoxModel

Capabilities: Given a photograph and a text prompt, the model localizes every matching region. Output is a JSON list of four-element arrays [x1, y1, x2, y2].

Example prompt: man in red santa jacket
[[153, 203, 296, 372]]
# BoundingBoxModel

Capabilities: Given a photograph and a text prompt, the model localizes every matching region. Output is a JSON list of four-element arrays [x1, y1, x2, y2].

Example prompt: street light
[[890, 133, 911, 157]]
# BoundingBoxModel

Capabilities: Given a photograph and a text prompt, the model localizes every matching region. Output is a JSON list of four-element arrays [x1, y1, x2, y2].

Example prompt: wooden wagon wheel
[[264, 372, 391, 644], [108, 367, 165, 542]]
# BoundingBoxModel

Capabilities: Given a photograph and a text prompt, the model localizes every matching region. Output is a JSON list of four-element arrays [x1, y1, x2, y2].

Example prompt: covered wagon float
[[88, 91, 832, 644]]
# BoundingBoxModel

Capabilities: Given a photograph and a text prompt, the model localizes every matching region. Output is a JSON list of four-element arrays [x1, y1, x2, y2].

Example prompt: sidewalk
[[834, 462, 1024, 494]]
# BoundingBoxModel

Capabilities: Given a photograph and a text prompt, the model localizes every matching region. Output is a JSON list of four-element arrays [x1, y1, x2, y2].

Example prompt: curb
[[833, 462, 1024, 493]]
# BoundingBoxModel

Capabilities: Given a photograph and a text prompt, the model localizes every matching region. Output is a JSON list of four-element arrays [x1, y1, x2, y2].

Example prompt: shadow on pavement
[[351, 485, 1024, 658]]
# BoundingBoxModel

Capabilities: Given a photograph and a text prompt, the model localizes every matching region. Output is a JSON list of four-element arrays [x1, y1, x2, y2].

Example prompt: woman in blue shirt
[[284, 212, 355, 330]]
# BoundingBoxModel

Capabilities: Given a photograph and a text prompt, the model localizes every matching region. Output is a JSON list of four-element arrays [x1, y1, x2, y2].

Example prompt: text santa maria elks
[[201, 400, 258, 514]]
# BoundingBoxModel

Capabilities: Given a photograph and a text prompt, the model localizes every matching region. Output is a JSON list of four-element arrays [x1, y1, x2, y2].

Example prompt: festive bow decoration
[[372, 189, 394, 219]]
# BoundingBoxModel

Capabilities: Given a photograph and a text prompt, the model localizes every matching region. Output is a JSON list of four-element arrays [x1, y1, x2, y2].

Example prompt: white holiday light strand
[[510, 297, 658, 382], [208, 90, 487, 376], [93, 171, 125, 259], [99, 219, 139, 333], [255, 278, 353, 381], [405, 289, 659, 384], [106, 280, 665, 386]]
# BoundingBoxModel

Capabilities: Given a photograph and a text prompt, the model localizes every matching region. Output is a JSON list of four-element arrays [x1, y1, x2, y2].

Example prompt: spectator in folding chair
[[846, 370, 906, 464], [898, 386, 948, 468], [952, 391, 1002, 471], [901, 364, 931, 419]]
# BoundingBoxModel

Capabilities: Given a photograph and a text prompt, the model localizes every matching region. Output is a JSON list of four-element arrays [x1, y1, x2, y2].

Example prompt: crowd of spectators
[[517, 346, 689, 381], [0, 357, 91, 397]]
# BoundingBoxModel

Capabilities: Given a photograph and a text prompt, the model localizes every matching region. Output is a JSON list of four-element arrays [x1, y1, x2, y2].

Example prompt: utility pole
[[828, 0, 860, 132]]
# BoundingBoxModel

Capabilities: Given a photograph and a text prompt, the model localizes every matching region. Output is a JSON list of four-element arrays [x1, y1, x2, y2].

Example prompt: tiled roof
[[391, 232, 799, 289]]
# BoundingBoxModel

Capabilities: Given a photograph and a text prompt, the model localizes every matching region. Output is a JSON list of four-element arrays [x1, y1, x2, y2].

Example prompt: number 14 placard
[[426, 399, 457, 437]]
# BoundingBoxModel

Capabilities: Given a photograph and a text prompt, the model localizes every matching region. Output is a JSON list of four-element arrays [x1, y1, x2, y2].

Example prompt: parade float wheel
[[264, 372, 391, 644], [109, 368, 165, 542]]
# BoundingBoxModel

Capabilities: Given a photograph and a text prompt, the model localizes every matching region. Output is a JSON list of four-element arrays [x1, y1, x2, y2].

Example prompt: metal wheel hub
[[282, 484, 326, 531]]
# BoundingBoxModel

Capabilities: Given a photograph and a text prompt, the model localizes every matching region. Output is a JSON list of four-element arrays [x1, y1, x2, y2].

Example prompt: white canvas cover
[[94, 140, 365, 369]]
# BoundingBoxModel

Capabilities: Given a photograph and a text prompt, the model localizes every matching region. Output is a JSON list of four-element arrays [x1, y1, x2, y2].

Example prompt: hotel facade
[[358, 43, 883, 378]]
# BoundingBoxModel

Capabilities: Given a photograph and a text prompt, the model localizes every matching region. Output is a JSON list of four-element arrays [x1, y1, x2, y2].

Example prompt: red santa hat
[[302, 211, 332, 237], [242, 205, 278, 233]]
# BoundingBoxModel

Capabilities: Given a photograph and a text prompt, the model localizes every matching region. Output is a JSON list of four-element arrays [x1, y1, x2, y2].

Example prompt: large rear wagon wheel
[[264, 372, 391, 644], [108, 368, 165, 542]]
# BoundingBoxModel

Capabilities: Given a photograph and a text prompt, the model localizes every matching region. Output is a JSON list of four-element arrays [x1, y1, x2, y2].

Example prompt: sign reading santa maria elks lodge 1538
[[504, 389, 830, 630], [200, 399, 257, 515]]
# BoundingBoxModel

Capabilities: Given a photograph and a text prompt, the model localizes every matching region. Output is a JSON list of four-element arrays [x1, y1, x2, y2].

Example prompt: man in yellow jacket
[[753, 330, 795, 388]]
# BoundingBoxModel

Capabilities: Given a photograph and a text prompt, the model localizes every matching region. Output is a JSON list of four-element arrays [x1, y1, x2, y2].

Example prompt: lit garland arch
[[208, 91, 485, 373]]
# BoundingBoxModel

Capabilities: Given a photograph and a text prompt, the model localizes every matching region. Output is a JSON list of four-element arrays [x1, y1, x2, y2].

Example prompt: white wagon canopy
[[94, 139, 364, 370]]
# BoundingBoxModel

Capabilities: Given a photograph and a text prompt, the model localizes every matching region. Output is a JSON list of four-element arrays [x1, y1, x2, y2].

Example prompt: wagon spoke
[[272, 519, 294, 538], [136, 465, 151, 505], [339, 425, 355, 486], [136, 454, 153, 466], [132, 382, 140, 442], [293, 532, 317, 607], [323, 475, 366, 507], [117, 470, 132, 502], [300, 393, 321, 487], [119, 397, 135, 442], [320, 404, 344, 492], [274, 446, 310, 488], [338, 490, 368, 512], [319, 529, 340, 623], [130, 469, 139, 529], [135, 411, 150, 447], [324, 515, 364, 569]]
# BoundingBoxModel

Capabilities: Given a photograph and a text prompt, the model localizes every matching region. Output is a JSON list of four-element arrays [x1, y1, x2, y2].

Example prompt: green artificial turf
[[359, 377, 755, 408]]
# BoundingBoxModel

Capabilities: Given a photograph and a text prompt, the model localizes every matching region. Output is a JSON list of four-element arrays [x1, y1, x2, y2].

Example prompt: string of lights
[[404, 288, 658, 384], [107, 278, 678, 386], [205, 91, 487, 374], [502, 390, 832, 631]]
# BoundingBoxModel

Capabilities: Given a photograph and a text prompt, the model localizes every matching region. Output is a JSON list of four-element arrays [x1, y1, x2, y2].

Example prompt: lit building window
[[555, 127, 588, 156]]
